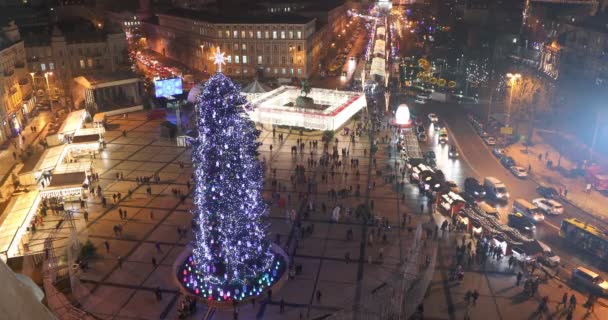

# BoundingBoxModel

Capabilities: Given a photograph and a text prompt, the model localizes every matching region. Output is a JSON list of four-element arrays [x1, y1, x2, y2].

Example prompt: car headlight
[[525, 227, 530, 230], [474, 191, 478, 195]]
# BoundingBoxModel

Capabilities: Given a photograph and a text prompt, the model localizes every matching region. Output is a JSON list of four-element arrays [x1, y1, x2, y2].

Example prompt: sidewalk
[[0, 110, 52, 201], [424, 211, 607, 320], [504, 133, 608, 224]]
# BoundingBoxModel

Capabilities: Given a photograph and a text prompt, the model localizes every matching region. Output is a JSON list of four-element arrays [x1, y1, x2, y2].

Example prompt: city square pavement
[[70, 110, 427, 319]]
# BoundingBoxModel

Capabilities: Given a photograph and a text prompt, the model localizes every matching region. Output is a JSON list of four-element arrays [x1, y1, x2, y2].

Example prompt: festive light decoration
[[211, 47, 226, 73], [179, 72, 282, 300]]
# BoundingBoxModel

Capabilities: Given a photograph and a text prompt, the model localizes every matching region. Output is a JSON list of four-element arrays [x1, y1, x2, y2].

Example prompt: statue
[[300, 79, 311, 97], [296, 79, 314, 109]]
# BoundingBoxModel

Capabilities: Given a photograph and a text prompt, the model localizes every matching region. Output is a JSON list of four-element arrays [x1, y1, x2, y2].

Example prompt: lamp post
[[44, 71, 53, 96], [505, 73, 521, 127]]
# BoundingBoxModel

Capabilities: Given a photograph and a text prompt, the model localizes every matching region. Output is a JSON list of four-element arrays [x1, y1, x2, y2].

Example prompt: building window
[[274, 68, 278, 74], [266, 57, 270, 64], [282, 56, 286, 65], [289, 31, 294, 39], [257, 55, 263, 64], [272, 31, 277, 39], [227, 55, 232, 63], [79, 60, 85, 68], [249, 31, 253, 38], [40, 63, 46, 71], [290, 57, 294, 64], [233, 30, 238, 38], [297, 68, 302, 75], [225, 30, 230, 38], [218, 30, 222, 38], [297, 45, 302, 51], [297, 31, 302, 39], [49, 62, 55, 70], [265, 31, 269, 39], [235, 56, 240, 64], [243, 56, 248, 64], [257, 31, 262, 39], [290, 68, 294, 75], [281, 31, 285, 39], [282, 68, 286, 75], [242, 44, 247, 51], [87, 58, 93, 67], [234, 43, 239, 51], [241, 31, 246, 38]]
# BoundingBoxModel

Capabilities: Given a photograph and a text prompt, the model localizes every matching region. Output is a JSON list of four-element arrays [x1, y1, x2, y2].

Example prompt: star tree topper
[[211, 46, 226, 73]]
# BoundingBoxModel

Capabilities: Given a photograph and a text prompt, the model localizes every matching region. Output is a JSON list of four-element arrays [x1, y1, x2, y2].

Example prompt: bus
[[559, 218, 608, 261]]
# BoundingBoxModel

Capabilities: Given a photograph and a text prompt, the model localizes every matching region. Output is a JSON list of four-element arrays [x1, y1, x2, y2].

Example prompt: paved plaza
[[62, 111, 426, 319]]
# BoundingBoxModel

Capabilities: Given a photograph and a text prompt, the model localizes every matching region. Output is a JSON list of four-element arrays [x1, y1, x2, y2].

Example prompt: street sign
[[500, 126, 513, 135]]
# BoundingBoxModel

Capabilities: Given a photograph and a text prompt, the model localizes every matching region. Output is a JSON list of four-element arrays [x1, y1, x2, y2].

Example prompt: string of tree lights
[[178, 70, 284, 302]]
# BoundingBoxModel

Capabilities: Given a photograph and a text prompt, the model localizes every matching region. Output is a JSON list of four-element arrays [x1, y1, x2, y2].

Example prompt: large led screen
[[154, 78, 183, 97]]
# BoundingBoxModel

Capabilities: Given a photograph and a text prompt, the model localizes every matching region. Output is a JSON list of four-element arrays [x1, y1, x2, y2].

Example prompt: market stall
[[18, 145, 68, 186], [438, 191, 466, 217], [40, 172, 87, 201], [0, 191, 42, 261]]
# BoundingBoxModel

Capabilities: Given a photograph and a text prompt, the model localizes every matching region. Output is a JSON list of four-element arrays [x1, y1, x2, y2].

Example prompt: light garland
[[179, 72, 282, 301]]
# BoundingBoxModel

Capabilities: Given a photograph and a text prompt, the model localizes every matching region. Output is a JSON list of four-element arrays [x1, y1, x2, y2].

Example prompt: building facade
[[144, 9, 318, 79], [0, 21, 34, 144], [22, 19, 130, 104]]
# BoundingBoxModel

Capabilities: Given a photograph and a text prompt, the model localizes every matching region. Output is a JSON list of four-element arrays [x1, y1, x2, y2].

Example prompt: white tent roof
[[0, 260, 56, 319], [34, 145, 67, 173], [370, 57, 386, 77], [58, 110, 86, 137], [373, 40, 385, 56], [242, 79, 271, 94], [0, 191, 41, 259]]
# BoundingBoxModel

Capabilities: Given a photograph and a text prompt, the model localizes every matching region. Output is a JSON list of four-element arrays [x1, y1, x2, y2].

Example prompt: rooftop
[[160, 7, 315, 24]]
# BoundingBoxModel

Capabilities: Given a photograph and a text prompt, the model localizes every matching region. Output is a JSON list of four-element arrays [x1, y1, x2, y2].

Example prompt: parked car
[[415, 98, 427, 104], [428, 113, 438, 122], [448, 145, 459, 158], [464, 177, 486, 199], [418, 132, 427, 142], [500, 156, 515, 168], [532, 198, 564, 215], [509, 166, 528, 179], [571, 267, 608, 296], [484, 136, 496, 145], [508, 213, 536, 235], [536, 186, 559, 199], [492, 148, 506, 158]]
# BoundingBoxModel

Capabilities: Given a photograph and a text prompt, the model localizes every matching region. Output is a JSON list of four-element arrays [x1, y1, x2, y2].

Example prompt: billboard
[[154, 78, 183, 97]]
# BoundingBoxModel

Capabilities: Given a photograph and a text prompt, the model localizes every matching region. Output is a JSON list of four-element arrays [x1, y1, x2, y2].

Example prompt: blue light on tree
[[179, 72, 281, 301]]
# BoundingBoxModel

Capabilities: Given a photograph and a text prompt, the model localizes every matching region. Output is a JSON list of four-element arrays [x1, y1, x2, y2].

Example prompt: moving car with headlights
[[428, 113, 438, 122], [448, 145, 459, 158], [484, 136, 496, 145], [509, 166, 528, 179], [484, 177, 509, 201], [464, 177, 486, 199], [571, 267, 608, 296], [438, 132, 448, 144], [508, 212, 536, 235], [513, 198, 544, 222], [532, 198, 563, 215]]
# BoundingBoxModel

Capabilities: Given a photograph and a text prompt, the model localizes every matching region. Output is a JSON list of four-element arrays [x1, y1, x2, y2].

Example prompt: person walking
[[569, 294, 577, 311], [316, 290, 322, 303], [117, 256, 123, 269], [516, 271, 523, 286], [83, 210, 89, 222], [152, 257, 157, 268], [104, 241, 110, 253], [279, 298, 285, 314], [471, 290, 479, 306], [558, 292, 568, 309]]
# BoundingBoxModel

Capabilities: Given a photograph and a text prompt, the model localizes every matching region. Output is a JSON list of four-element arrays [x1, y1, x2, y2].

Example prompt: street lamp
[[506, 73, 521, 127], [44, 71, 53, 95]]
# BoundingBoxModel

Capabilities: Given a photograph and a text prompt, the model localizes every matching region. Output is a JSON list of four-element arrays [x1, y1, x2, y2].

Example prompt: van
[[483, 177, 509, 201], [571, 267, 608, 296], [478, 202, 499, 218], [513, 198, 544, 222]]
